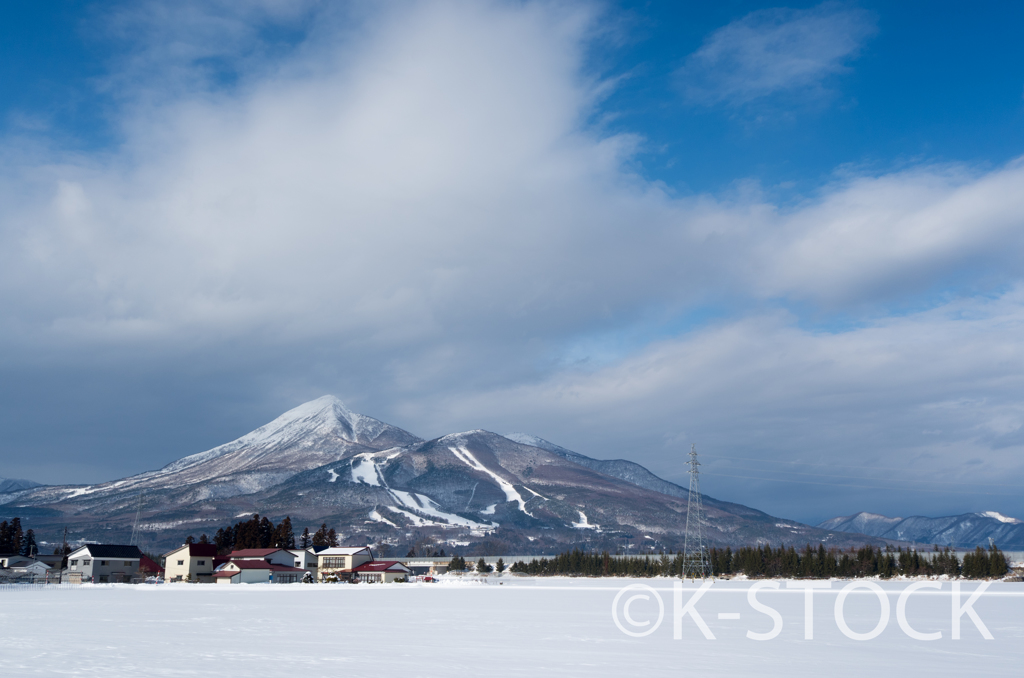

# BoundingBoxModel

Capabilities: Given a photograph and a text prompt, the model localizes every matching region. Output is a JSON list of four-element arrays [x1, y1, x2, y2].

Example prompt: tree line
[[502, 544, 1010, 579], [187, 514, 341, 554], [0, 517, 37, 557]]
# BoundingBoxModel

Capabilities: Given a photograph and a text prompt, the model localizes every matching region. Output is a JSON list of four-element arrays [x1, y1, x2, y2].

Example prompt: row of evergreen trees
[[504, 544, 1010, 579], [446, 555, 507, 573], [187, 515, 341, 554], [0, 517, 37, 556]]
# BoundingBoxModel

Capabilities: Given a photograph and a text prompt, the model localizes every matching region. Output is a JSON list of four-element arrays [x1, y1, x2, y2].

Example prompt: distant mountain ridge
[[818, 511, 1024, 550], [0, 477, 42, 495], [3, 396, 892, 551]]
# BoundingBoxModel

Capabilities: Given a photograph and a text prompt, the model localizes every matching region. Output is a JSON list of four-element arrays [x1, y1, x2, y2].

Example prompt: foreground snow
[[1, 577, 1021, 676]]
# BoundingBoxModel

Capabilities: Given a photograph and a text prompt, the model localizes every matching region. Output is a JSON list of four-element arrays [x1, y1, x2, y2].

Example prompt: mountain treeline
[[187, 515, 340, 554], [506, 544, 1010, 579]]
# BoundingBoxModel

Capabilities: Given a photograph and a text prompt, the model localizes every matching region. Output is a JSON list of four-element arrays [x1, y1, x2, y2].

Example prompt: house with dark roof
[[65, 544, 143, 583], [213, 559, 307, 584], [162, 543, 220, 582]]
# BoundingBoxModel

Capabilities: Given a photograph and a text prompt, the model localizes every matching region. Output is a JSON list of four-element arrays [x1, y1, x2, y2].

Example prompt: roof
[[316, 546, 372, 556], [70, 544, 144, 559], [163, 543, 218, 558], [228, 548, 287, 558], [139, 555, 163, 573], [218, 560, 306, 572], [353, 560, 412, 573]]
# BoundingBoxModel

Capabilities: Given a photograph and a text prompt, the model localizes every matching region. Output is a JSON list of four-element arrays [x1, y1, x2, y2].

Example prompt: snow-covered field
[[2, 577, 1021, 676]]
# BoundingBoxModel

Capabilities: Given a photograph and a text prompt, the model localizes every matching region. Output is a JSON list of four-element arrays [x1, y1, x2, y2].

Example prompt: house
[[213, 559, 307, 584], [8, 560, 52, 580], [65, 544, 143, 583], [227, 548, 296, 567], [0, 553, 34, 568], [316, 546, 374, 582], [287, 548, 319, 576], [163, 543, 219, 582], [352, 560, 412, 583]]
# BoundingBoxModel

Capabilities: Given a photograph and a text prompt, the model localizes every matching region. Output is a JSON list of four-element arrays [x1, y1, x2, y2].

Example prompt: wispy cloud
[[677, 2, 877, 107]]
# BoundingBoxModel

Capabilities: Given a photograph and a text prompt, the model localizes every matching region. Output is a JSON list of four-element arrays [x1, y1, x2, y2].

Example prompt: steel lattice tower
[[682, 444, 712, 579]]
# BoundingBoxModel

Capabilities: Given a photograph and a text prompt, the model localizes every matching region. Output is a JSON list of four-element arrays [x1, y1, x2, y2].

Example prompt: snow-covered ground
[[1, 577, 1021, 676]]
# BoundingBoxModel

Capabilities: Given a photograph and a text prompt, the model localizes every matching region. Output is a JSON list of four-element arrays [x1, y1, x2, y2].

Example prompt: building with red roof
[[352, 560, 412, 583], [162, 543, 220, 583], [213, 559, 307, 584]]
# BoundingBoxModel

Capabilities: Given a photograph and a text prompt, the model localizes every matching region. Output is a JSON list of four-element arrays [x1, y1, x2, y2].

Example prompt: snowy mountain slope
[[818, 511, 1024, 549], [0, 477, 42, 494], [9, 396, 420, 515], [4, 396, 894, 551]]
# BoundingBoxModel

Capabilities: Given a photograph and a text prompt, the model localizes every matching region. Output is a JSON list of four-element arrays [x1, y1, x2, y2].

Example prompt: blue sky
[[1, 1, 1023, 525]]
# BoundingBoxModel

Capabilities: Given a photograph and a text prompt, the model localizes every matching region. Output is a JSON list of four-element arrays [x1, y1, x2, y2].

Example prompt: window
[[177, 560, 184, 565], [295, 560, 301, 567], [100, 561, 108, 566], [197, 560, 205, 565], [322, 557, 348, 569], [70, 560, 78, 566], [83, 559, 91, 566], [124, 561, 132, 566]]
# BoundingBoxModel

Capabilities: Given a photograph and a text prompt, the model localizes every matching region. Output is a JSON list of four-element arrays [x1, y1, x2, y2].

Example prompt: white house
[[227, 548, 296, 567], [213, 559, 306, 584], [352, 560, 413, 583], [287, 548, 319, 576], [162, 543, 221, 583], [65, 544, 143, 583]]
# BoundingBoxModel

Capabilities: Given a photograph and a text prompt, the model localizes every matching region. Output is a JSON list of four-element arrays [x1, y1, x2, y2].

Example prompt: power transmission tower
[[682, 444, 712, 580]]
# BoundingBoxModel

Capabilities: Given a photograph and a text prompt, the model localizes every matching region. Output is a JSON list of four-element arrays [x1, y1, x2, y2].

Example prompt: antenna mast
[[129, 492, 144, 546], [682, 444, 712, 580]]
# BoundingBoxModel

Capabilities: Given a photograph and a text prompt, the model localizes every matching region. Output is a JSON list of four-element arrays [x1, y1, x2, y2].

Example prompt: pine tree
[[198, 534, 210, 544], [477, 557, 491, 574], [327, 528, 339, 547], [312, 523, 329, 547], [21, 529, 37, 557], [495, 558, 505, 573], [273, 517, 295, 549], [185, 535, 195, 545], [300, 527, 311, 549], [9, 517, 23, 555], [258, 516, 274, 548]]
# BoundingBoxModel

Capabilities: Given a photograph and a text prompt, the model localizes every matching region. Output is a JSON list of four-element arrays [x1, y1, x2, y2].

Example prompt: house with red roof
[[352, 560, 413, 583], [227, 548, 295, 567], [213, 559, 307, 584], [162, 543, 222, 583]]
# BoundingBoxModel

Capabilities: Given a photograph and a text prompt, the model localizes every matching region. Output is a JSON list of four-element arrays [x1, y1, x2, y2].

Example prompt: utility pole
[[682, 444, 712, 580]]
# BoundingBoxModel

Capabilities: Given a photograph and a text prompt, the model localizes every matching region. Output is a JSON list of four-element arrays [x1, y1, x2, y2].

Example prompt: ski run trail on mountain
[[2, 578, 1021, 676]]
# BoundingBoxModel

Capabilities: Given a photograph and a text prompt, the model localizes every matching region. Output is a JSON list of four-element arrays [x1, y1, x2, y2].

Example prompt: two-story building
[[316, 546, 374, 582], [65, 544, 143, 583], [287, 548, 319, 577], [162, 543, 220, 582]]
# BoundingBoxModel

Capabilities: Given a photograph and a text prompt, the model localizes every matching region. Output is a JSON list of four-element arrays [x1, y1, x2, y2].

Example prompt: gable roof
[[163, 543, 218, 558], [139, 555, 163, 573], [70, 544, 144, 559], [353, 560, 412, 573], [216, 560, 307, 573], [228, 548, 288, 559], [316, 546, 372, 557]]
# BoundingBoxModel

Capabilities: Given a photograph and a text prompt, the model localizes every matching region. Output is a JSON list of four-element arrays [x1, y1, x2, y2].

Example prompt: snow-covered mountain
[[0, 477, 42, 494], [818, 511, 1024, 549], [3, 396, 891, 551]]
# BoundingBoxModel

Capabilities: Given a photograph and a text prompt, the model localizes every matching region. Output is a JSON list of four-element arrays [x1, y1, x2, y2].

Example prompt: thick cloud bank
[[0, 1, 1022, 522]]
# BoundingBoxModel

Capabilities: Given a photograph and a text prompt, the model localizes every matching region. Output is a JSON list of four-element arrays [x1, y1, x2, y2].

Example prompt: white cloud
[[677, 2, 877, 107], [1, 1, 1022, 521]]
